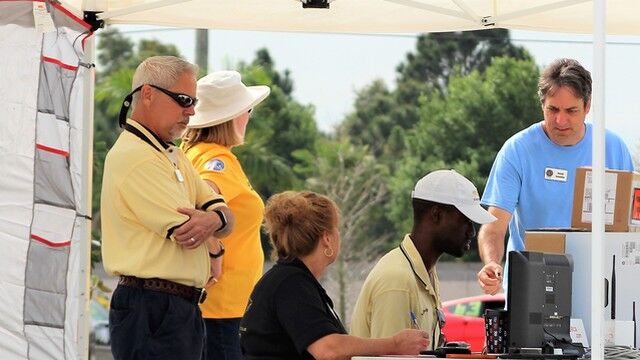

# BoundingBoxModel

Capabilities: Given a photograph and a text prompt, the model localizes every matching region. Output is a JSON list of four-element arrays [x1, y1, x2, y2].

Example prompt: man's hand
[[173, 207, 222, 249], [205, 238, 223, 287], [392, 329, 430, 355], [206, 256, 223, 287], [478, 261, 503, 295], [477, 207, 510, 295]]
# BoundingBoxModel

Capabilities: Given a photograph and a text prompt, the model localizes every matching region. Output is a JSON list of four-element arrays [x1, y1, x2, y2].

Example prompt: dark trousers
[[109, 285, 205, 360], [204, 317, 242, 360]]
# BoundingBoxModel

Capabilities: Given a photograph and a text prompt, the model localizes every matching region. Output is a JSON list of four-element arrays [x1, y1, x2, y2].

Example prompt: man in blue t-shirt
[[477, 58, 634, 296]]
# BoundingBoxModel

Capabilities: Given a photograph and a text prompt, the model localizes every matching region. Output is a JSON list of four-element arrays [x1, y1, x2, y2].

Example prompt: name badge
[[175, 169, 184, 183], [544, 167, 568, 182]]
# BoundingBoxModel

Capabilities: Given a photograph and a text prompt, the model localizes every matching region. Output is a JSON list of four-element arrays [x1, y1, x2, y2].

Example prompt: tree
[[386, 57, 542, 251], [339, 29, 532, 160], [397, 29, 531, 94], [235, 49, 321, 197], [294, 139, 391, 321]]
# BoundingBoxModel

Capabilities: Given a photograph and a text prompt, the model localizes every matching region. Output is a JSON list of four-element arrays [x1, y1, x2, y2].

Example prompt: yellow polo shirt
[[350, 234, 442, 348], [101, 119, 226, 288], [182, 142, 265, 318]]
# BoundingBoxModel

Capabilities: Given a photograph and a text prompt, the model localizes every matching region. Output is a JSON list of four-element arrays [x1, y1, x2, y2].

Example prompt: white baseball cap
[[412, 169, 496, 224]]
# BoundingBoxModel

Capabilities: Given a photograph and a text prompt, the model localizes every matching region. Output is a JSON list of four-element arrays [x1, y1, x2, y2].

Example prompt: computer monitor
[[507, 251, 573, 351]]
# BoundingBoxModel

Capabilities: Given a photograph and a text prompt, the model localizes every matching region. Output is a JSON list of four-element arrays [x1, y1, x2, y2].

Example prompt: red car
[[441, 294, 506, 352]]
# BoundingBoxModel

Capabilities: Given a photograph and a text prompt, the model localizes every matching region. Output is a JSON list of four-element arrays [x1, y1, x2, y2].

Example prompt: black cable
[[542, 328, 585, 350]]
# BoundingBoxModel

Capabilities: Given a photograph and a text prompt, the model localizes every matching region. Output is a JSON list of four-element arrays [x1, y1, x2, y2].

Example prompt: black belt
[[118, 275, 207, 304]]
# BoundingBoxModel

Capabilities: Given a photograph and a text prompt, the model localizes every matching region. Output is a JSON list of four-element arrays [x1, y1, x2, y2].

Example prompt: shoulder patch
[[205, 158, 225, 172]]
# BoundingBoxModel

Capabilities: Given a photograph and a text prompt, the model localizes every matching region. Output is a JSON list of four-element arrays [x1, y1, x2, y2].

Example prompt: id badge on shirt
[[175, 169, 184, 182], [544, 167, 568, 182]]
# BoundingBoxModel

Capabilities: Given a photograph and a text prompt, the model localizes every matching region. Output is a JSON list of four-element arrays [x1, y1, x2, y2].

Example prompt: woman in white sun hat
[[181, 70, 270, 360]]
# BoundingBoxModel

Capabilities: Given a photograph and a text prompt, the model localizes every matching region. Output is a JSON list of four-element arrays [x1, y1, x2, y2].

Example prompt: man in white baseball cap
[[351, 169, 496, 350]]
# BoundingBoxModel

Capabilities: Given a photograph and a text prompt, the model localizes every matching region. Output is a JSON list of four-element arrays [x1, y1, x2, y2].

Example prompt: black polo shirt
[[240, 258, 346, 360]]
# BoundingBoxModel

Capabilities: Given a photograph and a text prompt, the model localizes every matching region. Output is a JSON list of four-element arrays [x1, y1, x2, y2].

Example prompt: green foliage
[[233, 131, 297, 196], [96, 27, 180, 76], [339, 29, 532, 160], [397, 29, 532, 93], [96, 28, 134, 75], [235, 51, 321, 196], [386, 57, 542, 254]]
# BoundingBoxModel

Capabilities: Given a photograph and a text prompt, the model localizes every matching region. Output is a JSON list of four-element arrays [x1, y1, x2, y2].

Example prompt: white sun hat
[[412, 169, 497, 224], [188, 70, 271, 129]]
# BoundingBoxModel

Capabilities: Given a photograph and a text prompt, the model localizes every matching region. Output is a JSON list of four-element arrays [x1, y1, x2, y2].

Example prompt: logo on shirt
[[205, 158, 225, 172]]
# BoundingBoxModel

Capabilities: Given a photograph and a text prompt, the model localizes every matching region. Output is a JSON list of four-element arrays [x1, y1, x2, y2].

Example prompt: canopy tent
[[1, 0, 634, 358], [62, 0, 639, 35]]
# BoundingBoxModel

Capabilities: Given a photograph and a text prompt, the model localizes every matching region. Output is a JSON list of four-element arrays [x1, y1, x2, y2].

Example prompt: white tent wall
[[0, 2, 93, 359]]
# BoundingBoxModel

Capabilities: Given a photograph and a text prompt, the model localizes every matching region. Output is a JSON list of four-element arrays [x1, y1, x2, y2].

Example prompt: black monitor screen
[[507, 251, 573, 350]]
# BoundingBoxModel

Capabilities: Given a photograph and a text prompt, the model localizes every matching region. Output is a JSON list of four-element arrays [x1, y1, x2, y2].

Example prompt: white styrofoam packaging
[[604, 320, 635, 346]]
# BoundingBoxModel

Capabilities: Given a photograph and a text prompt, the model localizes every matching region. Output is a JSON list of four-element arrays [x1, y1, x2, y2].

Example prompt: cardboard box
[[525, 231, 566, 254], [571, 167, 640, 232]]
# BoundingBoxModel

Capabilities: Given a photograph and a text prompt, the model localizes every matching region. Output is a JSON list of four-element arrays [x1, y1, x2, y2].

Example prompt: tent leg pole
[[78, 34, 96, 360], [591, 0, 605, 358]]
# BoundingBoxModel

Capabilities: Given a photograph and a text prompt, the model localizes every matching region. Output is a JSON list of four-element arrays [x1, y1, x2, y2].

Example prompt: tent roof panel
[[63, 0, 640, 35]]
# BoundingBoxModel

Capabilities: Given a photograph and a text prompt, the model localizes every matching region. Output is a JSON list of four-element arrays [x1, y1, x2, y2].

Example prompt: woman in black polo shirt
[[240, 191, 429, 359]]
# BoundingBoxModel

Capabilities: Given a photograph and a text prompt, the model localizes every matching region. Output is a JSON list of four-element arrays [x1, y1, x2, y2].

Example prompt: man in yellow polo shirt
[[350, 170, 496, 350], [101, 56, 234, 360]]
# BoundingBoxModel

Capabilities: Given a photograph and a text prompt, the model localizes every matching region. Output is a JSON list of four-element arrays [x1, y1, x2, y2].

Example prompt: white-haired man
[[101, 56, 234, 359]]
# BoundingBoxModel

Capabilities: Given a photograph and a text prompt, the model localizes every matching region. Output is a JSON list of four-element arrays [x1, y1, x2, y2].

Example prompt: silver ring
[[190, 237, 195, 243]]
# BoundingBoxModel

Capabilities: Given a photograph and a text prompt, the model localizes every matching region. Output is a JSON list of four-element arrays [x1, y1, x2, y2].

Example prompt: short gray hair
[[538, 58, 592, 105], [131, 56, 198, 109]]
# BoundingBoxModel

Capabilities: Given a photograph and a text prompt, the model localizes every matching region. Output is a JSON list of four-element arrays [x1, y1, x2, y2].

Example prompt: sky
[[113, 25, 640, 151]]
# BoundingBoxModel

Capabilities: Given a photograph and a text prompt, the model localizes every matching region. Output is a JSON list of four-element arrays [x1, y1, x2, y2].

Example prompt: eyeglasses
[[118, 84, 199, 127], [148, 84, 198, 108]]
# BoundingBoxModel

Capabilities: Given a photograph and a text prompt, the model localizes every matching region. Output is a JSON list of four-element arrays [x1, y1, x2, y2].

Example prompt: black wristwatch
[[214, 209, 227, 232], [209, 241, 225, 258]]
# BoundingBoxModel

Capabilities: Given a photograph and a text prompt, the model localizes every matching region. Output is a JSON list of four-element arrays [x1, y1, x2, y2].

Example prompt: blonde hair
[[264, 191, 339, 262], [181, 119, 240, 150], [131, 56, 198, 109]]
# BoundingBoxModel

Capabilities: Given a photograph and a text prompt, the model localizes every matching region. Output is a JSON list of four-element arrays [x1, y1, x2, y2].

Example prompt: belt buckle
[[197, 288, 207, 304]]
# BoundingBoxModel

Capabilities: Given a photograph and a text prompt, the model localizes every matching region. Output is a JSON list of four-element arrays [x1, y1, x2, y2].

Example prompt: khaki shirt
[[101, 119, 226, 287], [350, 234, 442, 348]]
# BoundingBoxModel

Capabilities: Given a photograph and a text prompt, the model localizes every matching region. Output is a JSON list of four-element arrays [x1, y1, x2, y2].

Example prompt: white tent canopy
[[61, 0, 640, 35], [2, 0, 635, 358]]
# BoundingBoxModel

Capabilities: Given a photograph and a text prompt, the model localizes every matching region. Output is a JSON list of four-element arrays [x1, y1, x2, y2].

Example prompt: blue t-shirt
[[482, 122, 633, 290]]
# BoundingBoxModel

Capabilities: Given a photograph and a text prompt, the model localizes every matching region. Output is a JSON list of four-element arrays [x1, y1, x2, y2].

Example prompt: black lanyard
[[399, 243, 442, 350]]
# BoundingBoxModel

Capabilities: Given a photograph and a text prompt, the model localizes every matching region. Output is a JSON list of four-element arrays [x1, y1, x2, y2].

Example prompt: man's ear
[[584, 99, 591, 114], [429, 205, 443, 224], [139, 84, 154, 106]]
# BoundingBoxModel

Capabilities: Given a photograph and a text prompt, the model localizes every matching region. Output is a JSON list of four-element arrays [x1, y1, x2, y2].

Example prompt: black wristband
[[209, 241, 225, 258], [214, 209, 227, 232]]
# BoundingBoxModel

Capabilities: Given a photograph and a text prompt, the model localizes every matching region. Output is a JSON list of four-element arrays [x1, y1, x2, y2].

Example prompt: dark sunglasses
[[148, 84, 198, 108], [118, 84, 198, 127]]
